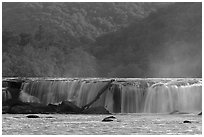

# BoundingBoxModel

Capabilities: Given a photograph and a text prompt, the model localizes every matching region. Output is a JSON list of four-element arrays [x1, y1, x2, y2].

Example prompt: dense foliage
[[2, 2, 201, 77], [92, 2, 202, 77]]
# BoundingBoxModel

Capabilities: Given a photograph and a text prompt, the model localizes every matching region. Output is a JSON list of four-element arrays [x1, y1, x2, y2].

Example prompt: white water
[[144, 82, 202, 113], [18, 78, 202, 113], [2, 88, 12, 102]]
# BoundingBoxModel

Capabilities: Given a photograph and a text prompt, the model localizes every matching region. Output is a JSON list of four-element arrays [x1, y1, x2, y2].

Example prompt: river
[[2, 113, 202, 135]]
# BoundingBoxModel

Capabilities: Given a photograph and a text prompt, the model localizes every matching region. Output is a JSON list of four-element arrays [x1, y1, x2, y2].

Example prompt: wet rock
[[4, 100, 55, 114], [3, 99, 112, 114], [45, 116, 54, 118], [183, 120, 191, 123], [3, 99, 32, 113], [2, 106, 10, 114], [3, 99, 81, 114], [105, 116, 116, 119], [47, 104, 58, 112], [169, 110, 179, 114], [8, 105, 35, 114], [102, 116, 117, 122], [29, 103, 57, 114], [198, 112, 202, 115], [102, 119, 114, 122], [82, 106, 111, 114], [169, 110, 189, 114], [8, 104, 43, 114], [26, 114, 40, 118], [3, 99, 25, 106], [58, 101, 81, 113], [2, 88, 12, 102], [4, 80, 24, 100]]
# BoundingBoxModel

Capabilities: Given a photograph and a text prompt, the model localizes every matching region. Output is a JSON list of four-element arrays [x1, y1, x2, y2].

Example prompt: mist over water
[[149, 41, 202, 78], [93, 3, 202, 78]]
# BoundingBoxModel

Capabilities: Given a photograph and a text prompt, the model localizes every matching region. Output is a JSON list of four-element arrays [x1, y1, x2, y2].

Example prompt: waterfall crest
[[19, 78, 202, 113]]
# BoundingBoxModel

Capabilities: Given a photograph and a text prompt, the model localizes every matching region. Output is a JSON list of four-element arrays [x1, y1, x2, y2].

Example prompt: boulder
[[105, 116, 116, 119], [102, 116, 117, 122], [26, 114, 40, 118], [82, 106, 111, 114], [183, 120, 191, 123], [198, 112, 202, 115], [45, 116, 54, 118]]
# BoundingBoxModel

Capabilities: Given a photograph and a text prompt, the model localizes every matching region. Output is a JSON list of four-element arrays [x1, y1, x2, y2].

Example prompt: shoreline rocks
[[2, 100, 111, 115], [82, 106, 111, 114], [2, 78, 112, 115]]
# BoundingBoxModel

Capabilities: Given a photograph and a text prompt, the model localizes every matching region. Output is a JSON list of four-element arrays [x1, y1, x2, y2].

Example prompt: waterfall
[[121, 85, 147, 113], [19, 78, 202, 113], [143, 80, 202, 113], [20, 80, 108, 106], [2, 88, 12, 102]]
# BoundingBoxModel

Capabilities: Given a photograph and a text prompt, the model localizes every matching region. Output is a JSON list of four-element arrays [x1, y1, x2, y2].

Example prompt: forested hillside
[[2, 2, 201, 78], [92, 2, 202, 77]]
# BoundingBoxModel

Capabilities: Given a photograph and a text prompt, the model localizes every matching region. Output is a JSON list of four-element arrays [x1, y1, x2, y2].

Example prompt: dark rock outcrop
[[58, 101, 81, 113], [169, 110, 179, 114], [6, 102, 47, 114], [4, 80, 24, 100], [2, 100, 112, 114], [82, 106, 111, 114], [46, 104, 58, 112], [3, 99, 57, 114], [2, 106, 10, 114], [2, 79, 25, 107], [2, 79, 114, 115], [169, 110, 189, 114]]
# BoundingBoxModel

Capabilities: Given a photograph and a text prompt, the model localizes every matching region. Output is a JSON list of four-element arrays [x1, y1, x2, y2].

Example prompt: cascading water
[[143, 80, 202, 113], [2, 88, 12, 102], [20, 79, 115, 110], [19, 78, 202, 113]]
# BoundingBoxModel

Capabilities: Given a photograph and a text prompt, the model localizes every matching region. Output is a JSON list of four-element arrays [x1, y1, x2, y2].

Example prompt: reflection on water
[[2, 113, 202, 135]]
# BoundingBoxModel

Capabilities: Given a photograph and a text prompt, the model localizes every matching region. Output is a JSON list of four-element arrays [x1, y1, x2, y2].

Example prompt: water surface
[[2, 113, 202, 135]]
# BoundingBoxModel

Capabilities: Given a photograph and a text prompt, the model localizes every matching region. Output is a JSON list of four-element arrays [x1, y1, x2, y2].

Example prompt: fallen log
[[81, 79, 115, 111]]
